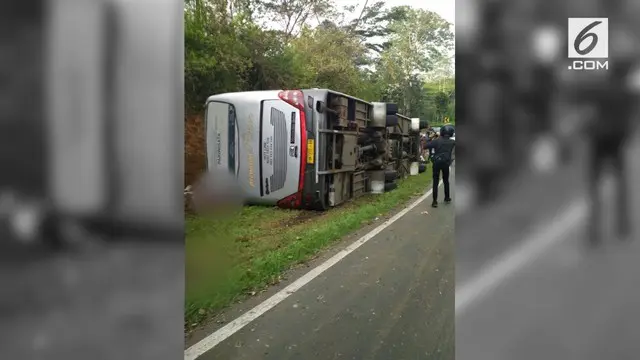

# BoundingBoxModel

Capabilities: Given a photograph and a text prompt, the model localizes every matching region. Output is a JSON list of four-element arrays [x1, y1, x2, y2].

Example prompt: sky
[[264, 0, 454, 33], [335, 0, 455, 28]]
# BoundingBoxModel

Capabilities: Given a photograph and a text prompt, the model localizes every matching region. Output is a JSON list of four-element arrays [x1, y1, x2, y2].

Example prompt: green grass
[[185, 169, 432, 331]]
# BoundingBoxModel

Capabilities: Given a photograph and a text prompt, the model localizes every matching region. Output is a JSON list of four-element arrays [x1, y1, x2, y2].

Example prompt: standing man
[[425, 125, 456, 208]]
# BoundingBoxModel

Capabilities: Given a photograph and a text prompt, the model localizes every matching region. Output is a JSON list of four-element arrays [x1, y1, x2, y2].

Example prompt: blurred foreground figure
[[425, 125, 455, 208], [189, 170, 243, 217], [527, 17, 565, 170], [469, 0, 512, 204], [0, 0, 182, 249], [569, 8, 638, 245], [0, 0, 184, 359]]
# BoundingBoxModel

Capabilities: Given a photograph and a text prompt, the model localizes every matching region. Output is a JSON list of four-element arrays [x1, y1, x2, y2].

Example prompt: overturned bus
[[205, 89, 428, 211], [386, 113, 428, 180]]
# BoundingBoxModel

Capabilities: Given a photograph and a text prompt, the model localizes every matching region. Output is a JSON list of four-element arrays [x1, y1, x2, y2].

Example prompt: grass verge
[[185, 169, 432, 331]]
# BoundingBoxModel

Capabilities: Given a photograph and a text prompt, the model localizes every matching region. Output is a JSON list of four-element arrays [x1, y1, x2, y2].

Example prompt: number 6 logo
[[568, 18, 608, 59], [574, 21, 601, 55]]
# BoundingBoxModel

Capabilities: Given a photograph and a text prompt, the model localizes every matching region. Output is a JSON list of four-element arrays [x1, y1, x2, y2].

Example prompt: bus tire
[[384, 181, 397, 192], [385, 170, 398, 182], [386, 115, 398, 127]]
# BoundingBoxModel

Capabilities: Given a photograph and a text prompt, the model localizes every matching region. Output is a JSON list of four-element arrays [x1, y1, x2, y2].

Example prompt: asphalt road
[[192, 172, 455, 360], [456, 131, 640, 360]]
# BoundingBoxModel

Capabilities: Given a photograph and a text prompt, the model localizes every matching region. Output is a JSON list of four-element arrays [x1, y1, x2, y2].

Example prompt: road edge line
[[455, 199, 586, 316]]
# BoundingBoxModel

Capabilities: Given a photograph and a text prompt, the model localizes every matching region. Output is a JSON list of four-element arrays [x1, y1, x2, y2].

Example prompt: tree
[[434, 91, 450, 120], [346, 2, 409, 55], [183, 0, 455, 183], [184, 0, 254, 111], [375, 7, 453, 116], [288, 25, 369, 94], [255, 0, 335, 41], [422, 77, 455, 123]]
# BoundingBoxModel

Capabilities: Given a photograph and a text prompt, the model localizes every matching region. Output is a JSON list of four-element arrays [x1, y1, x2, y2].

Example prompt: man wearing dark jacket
[[425, 125, 456, 208]]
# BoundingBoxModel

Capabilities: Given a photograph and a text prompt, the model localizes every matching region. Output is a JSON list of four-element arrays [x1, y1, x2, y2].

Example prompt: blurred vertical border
[[0, 0, 184, 359]]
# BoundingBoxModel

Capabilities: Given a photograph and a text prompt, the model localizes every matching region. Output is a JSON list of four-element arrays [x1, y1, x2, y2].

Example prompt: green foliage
[[422, 78, 455, 123], [346, 2, 409, 55]]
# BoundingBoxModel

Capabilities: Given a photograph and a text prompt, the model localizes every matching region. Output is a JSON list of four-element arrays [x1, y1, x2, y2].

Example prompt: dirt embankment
[[185, 113, 206, 189], [184, 113, 206, 214]]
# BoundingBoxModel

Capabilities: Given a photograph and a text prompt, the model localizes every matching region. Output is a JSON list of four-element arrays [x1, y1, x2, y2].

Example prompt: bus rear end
[[206, 90, 313, 209], [263, 90, 310, 209]]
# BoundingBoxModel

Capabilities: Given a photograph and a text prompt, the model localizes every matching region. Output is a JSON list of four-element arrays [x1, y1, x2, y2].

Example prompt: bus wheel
[[386, 115, 398, 127], [384, 181, 398, 192], [384, 170, 398, 182]]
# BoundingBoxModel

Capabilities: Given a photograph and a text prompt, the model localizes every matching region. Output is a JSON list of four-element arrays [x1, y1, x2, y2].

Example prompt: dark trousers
[[433, 162, 450, 203], [589, 139, 630, 242]]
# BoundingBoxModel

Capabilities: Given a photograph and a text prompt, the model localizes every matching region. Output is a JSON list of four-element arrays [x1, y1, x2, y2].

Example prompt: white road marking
[[185, 179, 445, 359], [455, 199, 587, 316]]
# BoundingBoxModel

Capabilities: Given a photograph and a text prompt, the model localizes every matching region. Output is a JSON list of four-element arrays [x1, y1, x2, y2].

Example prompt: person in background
[[424, 125, 456, 208], [419, 133, 429, 162], [427, 128, 438, 159]]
